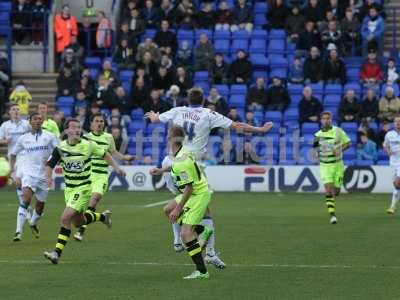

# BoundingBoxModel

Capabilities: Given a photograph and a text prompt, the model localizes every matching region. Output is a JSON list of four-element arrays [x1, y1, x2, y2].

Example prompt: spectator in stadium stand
[[246, 77, 268, 111], [176, 0, 196, 25], [384, 59, 400, 84], [122, 1, 138, 19], [60, 48, 81, 75], [174, 67, 192, 96], [54, 5, 78, 57], [341, 8, 361, 56], [154, 20, 178, 56], [128, 9, 145, 40], [196, 2, 215, 29], [95, 76, 116, 109], [113, 39, 136, 70], [229, 50, 253, 84], [81, 68, 96, 90], [137, 52, 158, 79], [110, 125, 128, 156], [99, 60, 119, 88], [113, 86, 132, 122], [194, 34, 215, 71], [56, 67, 77, 97], [75, 90, 90, 109], [75, 73, 95, 101], [325, 0, 345, 20], [376, 121, 391, 148], [31, 0, 47, 44], [210, 53, 229, 84], [153, 66, 175, 95], [108, 109, 128, 129], [231, 0, 253, 32], [118, 22, 135, 47], [323, 49, 346, 84], [305, 0, 323, 23], [96, 11, 112, 52], [265, 77, 291, 112], [378, 86, 400, 122], [53, 111, 65, 133], [0, 52, 10, 117], [132, 77, 150, 109], [266, 0, 289, 30], [143, 0, 161, 28], [286, 0, 307, 9], [206, 88, 229, 116], [298, 86, 323, 123], [180, 15, 195, 30], [338, 89, 360, 123], [359, 0, 385, 21], [321, 21, 342, 53], [357, 132, 377, 162], [285, 6, 306, 44], [159, 0, 178, 25], [228, 107, 242, 122], [318, 10, 336, 33], [176, 41, 192, 67], [288, 56, 304, 84], [361, 6, 385, 55], [136, 38, 161, 64], [160, 54, 175, 73], [358, 119, 377, 142], [164, 85, 183, 108], [297, 21, 322, 56], [12, 0, 32, 45], [78, 17, 97, 55], [304, 47, 324, 84], [9, 81, 32, 118], [143, 89, 171, 113], [64, 35, 84, 63], [131, 64, 152, 88], [75, 106, 89, 129], [360, 50, 383, 88], [215, 1, 233, 31], [360, 89, 379, 122]]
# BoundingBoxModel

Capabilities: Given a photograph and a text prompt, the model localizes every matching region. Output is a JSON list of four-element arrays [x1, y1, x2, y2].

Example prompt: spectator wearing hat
[[323, 49, 346, 84], [246, 77, 268, 111], [288, 56, 304, 84], [298, 86, 323, 123], [304, 47, 324, 84], [338, 89, 360, 123], [206, 88, 229, 116], [265, 77, 291, 112], [229, 50, 253, 84]]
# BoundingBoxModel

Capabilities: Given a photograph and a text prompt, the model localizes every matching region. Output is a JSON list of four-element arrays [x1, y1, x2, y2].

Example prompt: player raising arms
[[44, 118, 125, 264], [74, 113, 134, 241], [384, 116, 400, 214], [146, 87, 273, 268], [313, 112, 351, 224], [9, 113, 59, 241], [0, 104, 31, 222]]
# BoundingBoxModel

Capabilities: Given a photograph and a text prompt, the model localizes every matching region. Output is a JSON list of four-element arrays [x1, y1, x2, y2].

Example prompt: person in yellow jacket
[[37, 102, 61, 138], [9, 82, 32, 117]]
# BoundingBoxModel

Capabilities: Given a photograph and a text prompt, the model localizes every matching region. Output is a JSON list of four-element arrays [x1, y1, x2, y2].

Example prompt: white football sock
[[202, 217, 216, 256], [172, 223, 181, 244], [30, 209, 42, 226], [16, 205, 28, 234], [391, 188, 400, 209], [16, 188, 24, 205]]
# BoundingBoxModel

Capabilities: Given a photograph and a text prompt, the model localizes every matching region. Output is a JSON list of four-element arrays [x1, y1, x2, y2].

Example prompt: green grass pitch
[[1, 189, 400, 299]]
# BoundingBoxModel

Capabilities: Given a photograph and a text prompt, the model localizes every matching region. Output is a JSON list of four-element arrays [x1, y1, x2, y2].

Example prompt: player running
[[73, 113, 134, 241], [44, 118, 125, 264], [0, 104, 31, 222], [145, 87, 273, 268], [165, 126, 212, 279], [9, 113, 59, 241], [37, 102, 60, 137], [313, 111, 351, 224], [384, 116, 400, 214]]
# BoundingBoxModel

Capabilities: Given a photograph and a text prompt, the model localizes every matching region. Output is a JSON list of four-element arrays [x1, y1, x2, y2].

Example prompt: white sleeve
[[51, 135, 60, 149], [0, 124, 5, 139], [10, 136, 24, 156], [159, 108, 177, 123], [209, 111, 233, 129], [383, 133, 390, 149]]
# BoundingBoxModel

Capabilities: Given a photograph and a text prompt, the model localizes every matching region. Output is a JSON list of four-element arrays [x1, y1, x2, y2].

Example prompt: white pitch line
[[0, 260, 399, 270], [143, 200, 170, 208]]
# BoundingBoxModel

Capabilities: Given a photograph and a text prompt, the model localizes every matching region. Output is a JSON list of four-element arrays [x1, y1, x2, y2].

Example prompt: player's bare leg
[[387, 177, 400, 214], [14, 187, 33, 241], [164, 200, 184, 251], [324, 183, 337, 224], [74, 193, 102, 241]]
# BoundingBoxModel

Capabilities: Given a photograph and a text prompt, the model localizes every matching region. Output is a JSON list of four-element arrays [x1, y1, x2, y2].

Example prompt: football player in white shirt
[[10, 113, 59, 241], [0, 104, 30, 211], [146, 88, 273, 268], [384, 117, 400, 214]]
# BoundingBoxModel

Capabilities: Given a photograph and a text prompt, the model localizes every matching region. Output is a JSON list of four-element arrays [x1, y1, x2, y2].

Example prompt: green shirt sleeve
[[90, 141, 106, 158], [172, 159, 195, 188], [108, 134, 116, 153], [339, 128, 351, 145]]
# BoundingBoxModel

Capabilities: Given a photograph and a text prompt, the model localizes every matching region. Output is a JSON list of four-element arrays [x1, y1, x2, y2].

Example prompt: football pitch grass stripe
[[143, 200, 170, 208], [0, 260, 399, 270]]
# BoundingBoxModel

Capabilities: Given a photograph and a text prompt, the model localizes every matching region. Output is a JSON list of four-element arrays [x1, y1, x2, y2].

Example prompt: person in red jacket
[[54, 5, 78, 55], [360, 50, 383, 88]]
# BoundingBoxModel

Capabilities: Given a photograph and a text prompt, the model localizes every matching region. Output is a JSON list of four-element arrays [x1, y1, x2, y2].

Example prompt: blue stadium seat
[[143, 29, 156, 39], [290, 94, 302, 107], [377, 160, 389, 165], [283, 108, 299, 122], [343, 148, 356, 160], [231, 39, 249, 53], [230, 84, 247, 95], [214, 39, 230, 55], [119, 70, 134, 82], [194, 82, 209, 94], [254, 2, 268, 13], [346, 67, 360, 82], [254, 111, 264, 123], [232, 30, 251, 40], [0, 2, 12, 11], [340, 122, 358, 132], [301, 122, 319, 134], [213, 29, 231, 40], [194, 71, 209, 82], [250, 54, 269, 70], [195, 29, 213, 40], [89, 68, 99, 79], [127, 121, 145, 135], [57, 96, 74, 106], [58, 107, 73, 118], [130, 108, 144, 121], [325, 84, 343, 95], [286, 42, 296, 54], [269, 29, 286, 39], [265, 111, 282, 123], [299, 146, 318, 165], [229, 94, 246, 108], [344, 56, 364, 68], [252, 71, 268, 81], [381, 84, 400, 96], [249, 39, 266, 53], [378, 149, 387, 161], [251, 29, 268, 39], [84, 57, 102, 69], [288, 84, 304, 95], [269, 68, 287, 79], [355, 159, 375, 166], [178, 39, 193, 49], [177, 29, 194, 40], [344, 83, 361, 94], [267, 39, 285, 54], [324, 94, 341, 106], [269, 56, 288, 69], [254, 14, 267, 27], [213, 84, 230, 97], [122, 82, 131, 96], [306, 83, 324, 94]]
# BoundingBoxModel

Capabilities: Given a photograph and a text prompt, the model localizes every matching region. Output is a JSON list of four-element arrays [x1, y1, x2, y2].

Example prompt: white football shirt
[[384, 130, 400, 167], [159, 106, 233, 157], [0, 119, 30, 158], [11, 131, 59, 179]]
